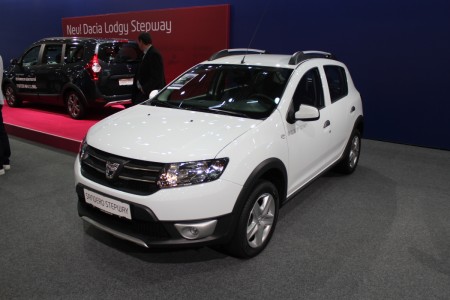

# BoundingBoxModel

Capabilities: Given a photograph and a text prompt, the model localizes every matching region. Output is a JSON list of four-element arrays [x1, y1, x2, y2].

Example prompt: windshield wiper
[[208, 107, 249, 118], [149, 99, 181, 109], [179, 103, 250, 118]]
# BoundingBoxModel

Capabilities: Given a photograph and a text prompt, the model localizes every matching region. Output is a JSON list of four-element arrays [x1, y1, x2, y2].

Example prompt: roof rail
[[288, 50, 336, 65], [208, 48, 266, 61]]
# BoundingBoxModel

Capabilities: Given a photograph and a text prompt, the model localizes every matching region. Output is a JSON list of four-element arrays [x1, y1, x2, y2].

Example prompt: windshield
[[147, 64, 293, 119]]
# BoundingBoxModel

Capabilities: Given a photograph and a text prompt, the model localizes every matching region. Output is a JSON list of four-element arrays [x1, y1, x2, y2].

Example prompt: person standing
[[0, 55, 12, 176], [132, 32, 166, 105]]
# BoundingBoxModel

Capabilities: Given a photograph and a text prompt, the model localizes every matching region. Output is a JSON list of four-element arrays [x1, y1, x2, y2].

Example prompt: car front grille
[[81, 146, 164, 195]]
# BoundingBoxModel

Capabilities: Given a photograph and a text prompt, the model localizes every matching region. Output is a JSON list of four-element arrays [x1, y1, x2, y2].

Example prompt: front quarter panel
[[217, 110, 289, 187]]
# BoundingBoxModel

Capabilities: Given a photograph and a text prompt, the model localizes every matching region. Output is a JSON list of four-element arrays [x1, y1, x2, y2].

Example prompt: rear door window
[[65, 44, 85, 63], [324, 65, 348, 102]]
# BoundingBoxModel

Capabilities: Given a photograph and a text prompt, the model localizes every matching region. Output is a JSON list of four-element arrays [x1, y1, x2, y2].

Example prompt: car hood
[[87, 105, 262, 162]]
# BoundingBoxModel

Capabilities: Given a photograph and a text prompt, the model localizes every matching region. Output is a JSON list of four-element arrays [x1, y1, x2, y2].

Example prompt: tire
[[335, 129, 361, 174], [225, 180, 279, 258], [65, 90, 86, 119], [4, 84, 22, 107]]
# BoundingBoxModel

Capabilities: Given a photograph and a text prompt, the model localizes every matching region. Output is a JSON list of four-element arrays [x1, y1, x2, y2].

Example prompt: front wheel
[[65, 91, 86, 119], [4, 84, 22, 107], [335, 129, 361, 174], [225, 180, 279, 258]]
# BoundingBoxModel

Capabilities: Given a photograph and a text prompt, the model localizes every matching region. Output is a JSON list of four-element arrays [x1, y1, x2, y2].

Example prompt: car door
[[35, 43, 64, 105], [322, 64, 355, 159], [14, 45, 42, 101], [285, 65, 336, 194]]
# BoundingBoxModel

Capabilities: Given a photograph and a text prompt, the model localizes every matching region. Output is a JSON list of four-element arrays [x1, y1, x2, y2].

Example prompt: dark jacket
[[133, 46, 166, 104]]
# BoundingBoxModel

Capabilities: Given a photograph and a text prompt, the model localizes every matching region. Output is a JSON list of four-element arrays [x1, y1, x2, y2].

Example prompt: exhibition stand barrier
[[3, 104, 122, 153]]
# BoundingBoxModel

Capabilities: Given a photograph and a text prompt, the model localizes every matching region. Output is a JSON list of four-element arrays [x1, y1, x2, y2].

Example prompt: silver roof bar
[[208, 48, 266, 61], [288, 50, 335, 65]]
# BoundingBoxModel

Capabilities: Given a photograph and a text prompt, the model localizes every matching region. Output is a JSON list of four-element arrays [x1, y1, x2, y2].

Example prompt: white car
[[74, 49, 364, 258]]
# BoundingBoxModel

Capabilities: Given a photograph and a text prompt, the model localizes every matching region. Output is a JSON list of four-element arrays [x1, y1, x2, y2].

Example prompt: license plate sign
[[118, 78, 133, 86], [84, 189, 131, 219]]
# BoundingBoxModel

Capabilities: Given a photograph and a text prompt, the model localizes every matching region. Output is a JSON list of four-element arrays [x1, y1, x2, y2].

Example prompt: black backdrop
[[1, 0, 449, 150]]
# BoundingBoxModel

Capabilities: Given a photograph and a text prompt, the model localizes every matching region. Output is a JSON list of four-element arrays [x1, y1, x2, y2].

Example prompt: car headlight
[[79, 137, 88, 160], [157, 158, 229, 188]]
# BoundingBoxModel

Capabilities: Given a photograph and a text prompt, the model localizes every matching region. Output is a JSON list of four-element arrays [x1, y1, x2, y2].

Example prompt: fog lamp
[[183, 227, 200, 239], [174, 220, 217, 240]]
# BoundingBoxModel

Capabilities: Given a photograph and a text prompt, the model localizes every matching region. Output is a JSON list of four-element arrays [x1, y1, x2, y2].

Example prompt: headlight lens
[[79, 137, 88, 160], [157, 158, 229, 188]]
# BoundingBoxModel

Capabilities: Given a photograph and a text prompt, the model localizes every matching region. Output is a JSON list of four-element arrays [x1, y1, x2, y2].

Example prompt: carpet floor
[[0, 137, 449, 299]]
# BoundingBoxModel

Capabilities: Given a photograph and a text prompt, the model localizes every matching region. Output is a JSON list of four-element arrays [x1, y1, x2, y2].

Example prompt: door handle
[[323, 120, 331, 128]]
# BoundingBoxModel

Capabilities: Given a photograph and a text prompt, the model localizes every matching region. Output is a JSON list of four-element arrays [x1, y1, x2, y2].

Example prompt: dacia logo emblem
[[105, 161, 121, 180]]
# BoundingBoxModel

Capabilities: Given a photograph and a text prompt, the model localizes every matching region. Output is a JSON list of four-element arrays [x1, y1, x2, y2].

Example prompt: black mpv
[[2, 37, 142, 119]]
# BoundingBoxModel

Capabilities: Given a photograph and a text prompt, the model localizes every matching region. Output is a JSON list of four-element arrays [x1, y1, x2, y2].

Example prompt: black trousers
[[0, 105, 11, 165]]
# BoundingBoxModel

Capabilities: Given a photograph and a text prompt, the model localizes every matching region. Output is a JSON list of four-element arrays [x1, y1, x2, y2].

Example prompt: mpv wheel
[[65, 91, 86, 119], [336, 129, 361, 174], [226, 180, 279, 258], [4, 84, 22, 107]]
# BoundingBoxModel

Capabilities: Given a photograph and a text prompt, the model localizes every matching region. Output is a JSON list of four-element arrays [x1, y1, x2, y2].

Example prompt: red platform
[[3, 103, 123, 153]]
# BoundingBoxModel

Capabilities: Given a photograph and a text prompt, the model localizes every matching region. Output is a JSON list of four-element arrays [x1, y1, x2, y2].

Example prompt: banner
[[62, 5, 230, 82]]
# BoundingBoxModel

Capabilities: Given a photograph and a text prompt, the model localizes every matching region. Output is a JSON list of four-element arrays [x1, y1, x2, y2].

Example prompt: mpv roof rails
[[208, 48, 266, 61], [288, 50, 336, 65]]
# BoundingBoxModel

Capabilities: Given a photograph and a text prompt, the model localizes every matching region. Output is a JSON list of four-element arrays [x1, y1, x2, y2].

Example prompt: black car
[[2, 37, 142, 119]]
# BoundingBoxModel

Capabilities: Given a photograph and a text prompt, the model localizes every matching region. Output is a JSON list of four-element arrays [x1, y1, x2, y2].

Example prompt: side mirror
[[149, 90, 159, 99], [295, 104, 320, 121], [10, 58, 18, 65]]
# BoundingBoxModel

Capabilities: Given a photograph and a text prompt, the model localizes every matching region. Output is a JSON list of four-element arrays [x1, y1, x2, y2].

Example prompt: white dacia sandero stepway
[[74, 49, 364, 258]]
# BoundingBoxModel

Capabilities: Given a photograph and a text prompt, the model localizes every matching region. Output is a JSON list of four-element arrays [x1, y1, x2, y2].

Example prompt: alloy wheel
[[5, 86, 16, 106], [348, 135, 360, 169], [67, 93, 81, 118], [246, 193, 275, 248]]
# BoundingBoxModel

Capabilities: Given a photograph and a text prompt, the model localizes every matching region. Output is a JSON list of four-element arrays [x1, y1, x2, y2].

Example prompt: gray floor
[[0, 136, 449, 299]]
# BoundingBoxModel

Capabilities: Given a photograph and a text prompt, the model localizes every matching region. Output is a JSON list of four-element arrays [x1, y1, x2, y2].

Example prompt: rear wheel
[[65, 90, 86, 119], [335, 129, 361, 174], [4, 84, 22, 107], [225, 180, 279, 258]]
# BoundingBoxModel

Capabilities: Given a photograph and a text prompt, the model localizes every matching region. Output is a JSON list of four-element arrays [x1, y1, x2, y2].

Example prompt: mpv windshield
[[149, 64, 293, 119]]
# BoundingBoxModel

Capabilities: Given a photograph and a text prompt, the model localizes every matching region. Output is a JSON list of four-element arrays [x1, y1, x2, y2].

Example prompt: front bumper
[[76, 184, 235, 248]]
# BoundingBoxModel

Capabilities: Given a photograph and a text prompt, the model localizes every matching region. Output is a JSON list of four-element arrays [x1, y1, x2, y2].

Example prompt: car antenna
[[241, 0, 272, 64]]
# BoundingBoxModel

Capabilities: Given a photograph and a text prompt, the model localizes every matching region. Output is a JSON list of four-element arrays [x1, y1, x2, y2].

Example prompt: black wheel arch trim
[[223, 158, 287, 242], [337, 115, 364, 163], [2, 79, 17, 93], [62, 82, 88, 106], [354, 115, 364, 136], [2, 77, 15, 87], [1, 80, 22, 103], [334, 115, 364, 169]]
